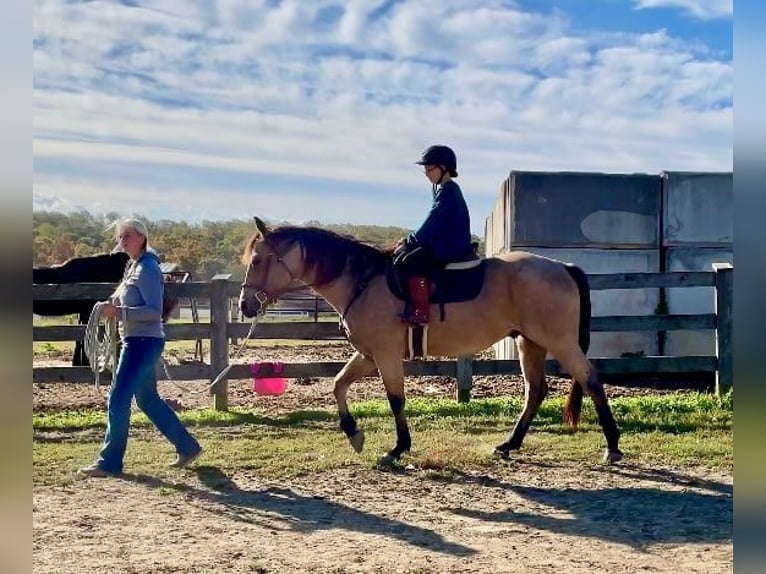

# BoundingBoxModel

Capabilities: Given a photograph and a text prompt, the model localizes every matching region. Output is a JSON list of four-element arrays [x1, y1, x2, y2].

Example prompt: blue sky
[[33, 0, 732, 236]]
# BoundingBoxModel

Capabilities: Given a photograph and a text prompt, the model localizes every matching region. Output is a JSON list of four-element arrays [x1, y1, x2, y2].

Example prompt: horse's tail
[[563, 264, 591, 429]]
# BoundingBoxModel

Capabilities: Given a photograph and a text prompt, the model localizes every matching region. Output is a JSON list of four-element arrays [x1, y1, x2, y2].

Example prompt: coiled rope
[[83, 301, 118, 395]]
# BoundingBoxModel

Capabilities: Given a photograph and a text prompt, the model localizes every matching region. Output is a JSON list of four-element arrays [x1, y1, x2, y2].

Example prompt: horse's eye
[[252, 256, 261, 266]]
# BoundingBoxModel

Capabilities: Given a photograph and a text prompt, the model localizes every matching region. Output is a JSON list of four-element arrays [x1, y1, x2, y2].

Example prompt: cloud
[[633, 0, 733, 20], [31, 169, 440, 232], [33, 0, 732, 234]]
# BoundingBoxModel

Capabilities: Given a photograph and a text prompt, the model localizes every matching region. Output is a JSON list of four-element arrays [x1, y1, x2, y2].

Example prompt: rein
[[340, 268, 379, 323]]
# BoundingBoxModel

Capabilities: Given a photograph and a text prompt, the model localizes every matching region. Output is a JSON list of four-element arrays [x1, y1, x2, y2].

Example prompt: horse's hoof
[[377, 445, 409, 469], [493, 447, 511, 460], [377, 453, 401, 468], [348, 430, 365, 454], [603, 449, 623, 465]]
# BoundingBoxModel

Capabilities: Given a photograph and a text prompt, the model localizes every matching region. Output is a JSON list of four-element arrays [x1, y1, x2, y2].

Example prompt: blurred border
[[0, 0, 31, 572], [732, 1, 766, 571]]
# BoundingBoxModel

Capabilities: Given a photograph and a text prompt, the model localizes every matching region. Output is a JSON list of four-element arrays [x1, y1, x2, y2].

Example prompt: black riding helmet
[[415, 145, 458, 177]]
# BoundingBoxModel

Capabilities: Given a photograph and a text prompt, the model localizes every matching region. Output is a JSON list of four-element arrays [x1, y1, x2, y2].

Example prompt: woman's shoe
[[76, 463, 116, 479], [169, 448, 203, 468]]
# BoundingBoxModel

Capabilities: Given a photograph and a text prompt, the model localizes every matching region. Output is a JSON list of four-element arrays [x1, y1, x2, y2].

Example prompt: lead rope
[[160, 307, 266, 395], [85, 299, 267, 397]]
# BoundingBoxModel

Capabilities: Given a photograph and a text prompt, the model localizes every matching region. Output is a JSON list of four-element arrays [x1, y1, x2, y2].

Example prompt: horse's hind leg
[[334, 351, 377, 453], [495, 336, 548, 458], [553, 345, 623, 464], [73, 340, 87, 367], [74, 311, 90, 367]]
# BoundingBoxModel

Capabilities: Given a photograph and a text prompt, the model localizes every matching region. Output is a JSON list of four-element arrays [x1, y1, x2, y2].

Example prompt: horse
[[238, 217, 623, 466], [33, 252, 181, 366]]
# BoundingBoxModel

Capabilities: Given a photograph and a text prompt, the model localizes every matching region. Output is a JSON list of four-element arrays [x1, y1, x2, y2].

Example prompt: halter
[[241, 243, 310, 305]]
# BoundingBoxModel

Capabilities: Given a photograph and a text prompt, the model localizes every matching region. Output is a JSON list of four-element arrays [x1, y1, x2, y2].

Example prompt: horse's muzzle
[[239, 296, 260, 318], [240, 290, 273, 318]]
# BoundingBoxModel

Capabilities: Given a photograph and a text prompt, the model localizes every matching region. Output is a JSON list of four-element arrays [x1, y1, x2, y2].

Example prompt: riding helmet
[[415, 145, 458, 177]]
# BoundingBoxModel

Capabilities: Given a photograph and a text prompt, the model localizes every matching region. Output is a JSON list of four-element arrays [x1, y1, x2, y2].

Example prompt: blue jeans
[[97, 337, 200, 473]]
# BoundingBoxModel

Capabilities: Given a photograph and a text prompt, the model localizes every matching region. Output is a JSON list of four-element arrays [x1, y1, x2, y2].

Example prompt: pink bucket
[[251, 361, 287, 396]]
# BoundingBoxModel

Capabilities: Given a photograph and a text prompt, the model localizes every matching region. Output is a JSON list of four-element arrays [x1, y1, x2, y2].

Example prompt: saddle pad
[[431, 260, 486, 304], [386, 259, 487, 304]]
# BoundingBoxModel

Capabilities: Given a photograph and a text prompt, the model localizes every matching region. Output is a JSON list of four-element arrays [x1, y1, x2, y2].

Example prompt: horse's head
[[239, 217, 305, 318]]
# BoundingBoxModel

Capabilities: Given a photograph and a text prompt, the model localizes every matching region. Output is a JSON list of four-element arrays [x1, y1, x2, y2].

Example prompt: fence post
[[456, 356, 473, 403], [713, 263, 733, 396], [210, 274, 232, 411]]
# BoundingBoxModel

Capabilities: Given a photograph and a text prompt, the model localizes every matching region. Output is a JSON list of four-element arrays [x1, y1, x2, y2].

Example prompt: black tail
[[563, 264, 591, 428], [565, 264, 591, 354]]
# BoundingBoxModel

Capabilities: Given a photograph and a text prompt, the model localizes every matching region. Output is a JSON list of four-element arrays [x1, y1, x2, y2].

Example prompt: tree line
[[33, 210, 487, 281]]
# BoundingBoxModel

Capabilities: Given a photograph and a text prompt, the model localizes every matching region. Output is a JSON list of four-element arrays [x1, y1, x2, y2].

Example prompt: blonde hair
[[106, 217, 152, 254], [106, 218, 152, 301]]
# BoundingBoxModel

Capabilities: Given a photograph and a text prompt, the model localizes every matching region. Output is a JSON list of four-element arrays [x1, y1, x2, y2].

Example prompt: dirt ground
[[32, 462, 732, 573], [33, 342, 732, 573]]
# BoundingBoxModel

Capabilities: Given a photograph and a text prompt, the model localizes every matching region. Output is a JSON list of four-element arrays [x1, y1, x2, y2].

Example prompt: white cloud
[[33, 0, 732, 232], [31, 172, 437, 232], [633, 0, 733, 19]]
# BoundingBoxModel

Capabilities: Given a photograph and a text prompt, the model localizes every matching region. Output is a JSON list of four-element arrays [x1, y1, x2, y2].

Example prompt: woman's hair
[[107, 217, 150, 252], [106, 217, 152, 300]]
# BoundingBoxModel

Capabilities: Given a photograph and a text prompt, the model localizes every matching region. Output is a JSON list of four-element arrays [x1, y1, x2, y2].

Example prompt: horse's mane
[[243, 225, 393, 286]]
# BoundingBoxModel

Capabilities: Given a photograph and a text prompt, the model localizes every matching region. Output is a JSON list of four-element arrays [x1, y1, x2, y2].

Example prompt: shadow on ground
[[121, 466, 477, 557], [439, 464, 732, 548]]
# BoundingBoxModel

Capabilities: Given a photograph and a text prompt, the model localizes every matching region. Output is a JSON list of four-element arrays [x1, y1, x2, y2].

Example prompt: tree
[[32, 210, 422, 279]]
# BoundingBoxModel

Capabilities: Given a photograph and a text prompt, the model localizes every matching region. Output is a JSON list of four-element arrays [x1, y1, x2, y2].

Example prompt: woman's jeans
[[97, 336, 200, 473]]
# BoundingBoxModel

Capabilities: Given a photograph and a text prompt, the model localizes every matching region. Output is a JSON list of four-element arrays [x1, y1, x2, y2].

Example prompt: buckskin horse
[[33, 252, 180, 366], [238, 217, 623, 466]]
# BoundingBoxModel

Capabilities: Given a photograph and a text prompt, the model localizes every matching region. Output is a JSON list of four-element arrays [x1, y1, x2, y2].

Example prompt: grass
[[33, 391, 733, 487]]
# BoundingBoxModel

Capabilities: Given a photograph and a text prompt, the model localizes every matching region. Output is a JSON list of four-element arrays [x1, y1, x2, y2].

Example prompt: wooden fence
[[33, 265, 733, 410]]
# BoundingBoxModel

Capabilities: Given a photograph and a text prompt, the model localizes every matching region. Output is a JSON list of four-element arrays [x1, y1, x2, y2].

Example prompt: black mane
[[267, 225, 392, 286]]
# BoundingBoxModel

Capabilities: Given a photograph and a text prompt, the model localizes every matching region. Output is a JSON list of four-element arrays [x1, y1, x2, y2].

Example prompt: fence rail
[[33, 264, 733, 409], [31, 313, 719, 343]]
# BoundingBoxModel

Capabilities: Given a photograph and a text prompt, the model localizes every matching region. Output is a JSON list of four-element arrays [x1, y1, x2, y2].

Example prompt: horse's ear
[[253, 216, 269, 237]]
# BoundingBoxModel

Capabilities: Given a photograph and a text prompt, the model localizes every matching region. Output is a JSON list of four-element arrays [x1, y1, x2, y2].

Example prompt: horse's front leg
[[376, 358, 411, 466], [333, 351, 377, 453]]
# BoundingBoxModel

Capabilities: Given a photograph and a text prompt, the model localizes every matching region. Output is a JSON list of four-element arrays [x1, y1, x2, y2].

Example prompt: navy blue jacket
[[405, 180, 473, 263]]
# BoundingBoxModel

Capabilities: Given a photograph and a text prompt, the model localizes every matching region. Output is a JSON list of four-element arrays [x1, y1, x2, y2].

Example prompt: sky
[[32, 0, 733, 236]]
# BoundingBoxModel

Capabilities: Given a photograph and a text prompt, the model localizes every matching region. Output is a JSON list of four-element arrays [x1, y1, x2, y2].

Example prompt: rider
[[393, 145, 474, 325]]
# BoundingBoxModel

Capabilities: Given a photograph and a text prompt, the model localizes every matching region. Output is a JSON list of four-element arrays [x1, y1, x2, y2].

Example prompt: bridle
[[240, 242, 309, 307], [241, 237, 379, 323]]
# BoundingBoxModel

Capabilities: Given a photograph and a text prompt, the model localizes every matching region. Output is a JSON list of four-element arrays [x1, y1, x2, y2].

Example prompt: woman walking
[[77, 218, 202, 477]]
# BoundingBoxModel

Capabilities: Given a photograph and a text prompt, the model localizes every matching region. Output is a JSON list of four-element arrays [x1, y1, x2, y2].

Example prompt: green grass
[[33, 392, 733, 487]]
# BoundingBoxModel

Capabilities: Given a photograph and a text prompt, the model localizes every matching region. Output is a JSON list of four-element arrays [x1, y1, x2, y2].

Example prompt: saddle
[[386, 258, 487, 322]]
